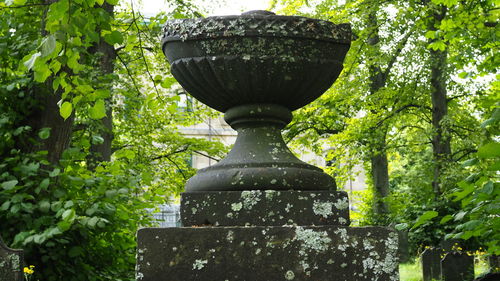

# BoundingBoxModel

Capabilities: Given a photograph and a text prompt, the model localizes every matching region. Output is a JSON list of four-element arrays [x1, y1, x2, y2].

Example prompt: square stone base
[[136, 226, 399, 281], [181, 190, 350, 227]]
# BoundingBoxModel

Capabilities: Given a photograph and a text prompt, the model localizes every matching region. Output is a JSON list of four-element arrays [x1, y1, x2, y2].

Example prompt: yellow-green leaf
[[60, 101, 72, 120], [88, 99, 107, 120]]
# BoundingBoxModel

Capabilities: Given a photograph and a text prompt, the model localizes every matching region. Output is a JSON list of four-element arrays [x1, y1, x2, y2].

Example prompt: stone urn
[[161, 10, 351, 192]]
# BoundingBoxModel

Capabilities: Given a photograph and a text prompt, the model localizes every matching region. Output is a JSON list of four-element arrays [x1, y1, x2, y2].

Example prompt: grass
[[399, 255, 491, 281], [399, 262, 423, 281]]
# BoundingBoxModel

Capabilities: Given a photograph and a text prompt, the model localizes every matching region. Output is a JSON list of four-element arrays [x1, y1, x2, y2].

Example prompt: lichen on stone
[[231, 202, 243, 211], [333, 197, 349, 210], [284, 270, 295, 280], [240, 190, 262, 209], [312, 200, 333, 218], [192, 259, 208, 270]]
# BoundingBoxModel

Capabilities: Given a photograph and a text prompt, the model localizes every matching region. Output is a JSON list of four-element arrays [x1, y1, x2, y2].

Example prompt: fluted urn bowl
[[162, 11, 351, 192]]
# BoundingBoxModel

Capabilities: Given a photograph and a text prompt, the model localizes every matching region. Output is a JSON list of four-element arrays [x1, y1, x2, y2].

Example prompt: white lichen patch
[[295, 227, 331, 253], [231, 202, 243, 211], [241, 190, 262, 209], [192, 259, 208, 270], [333, 197, 349, 210], [227, 230, 235, 243], [312, 201, 333, 218], [265, 190, 277, 199], [284, 270, 295, 280]]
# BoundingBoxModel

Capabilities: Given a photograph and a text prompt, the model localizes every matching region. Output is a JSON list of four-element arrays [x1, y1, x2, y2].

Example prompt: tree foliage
[[0, 0, 225, 280], [274, 0, 498, 255]]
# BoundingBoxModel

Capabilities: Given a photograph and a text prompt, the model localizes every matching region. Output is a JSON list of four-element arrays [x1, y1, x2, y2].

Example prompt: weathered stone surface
[[161, 11, 350, 192], [441, 252, 474, 281], [181, 190, 350, 227], [396, 230, 409, 263], [136, 226, 399, 281], [0, 236, 23, 281], [421, 248, 444, 281]]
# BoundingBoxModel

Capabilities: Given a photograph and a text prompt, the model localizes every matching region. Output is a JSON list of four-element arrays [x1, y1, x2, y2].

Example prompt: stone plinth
[[0, 236, 23, 281], [181, 190, 350, 227], [136, 226, 399, 281]]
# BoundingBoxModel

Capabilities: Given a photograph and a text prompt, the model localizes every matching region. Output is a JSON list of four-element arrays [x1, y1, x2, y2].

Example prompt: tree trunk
[[20, 0, 74, 164], [88, 3, 115, 168], [366, 9, 391, 218], [371, 149, 390, 215], [428, 6, 451, 195]]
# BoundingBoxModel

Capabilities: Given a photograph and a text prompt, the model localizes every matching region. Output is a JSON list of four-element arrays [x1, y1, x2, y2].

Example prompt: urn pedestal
[[136, 190, 399, 281], [136, 10, 399, 281]]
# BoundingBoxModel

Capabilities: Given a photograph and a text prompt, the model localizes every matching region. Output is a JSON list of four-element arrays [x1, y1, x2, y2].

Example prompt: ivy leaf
[[1, 180, 18, 190], [41, 35, 56, 57], [104, 30, 123, 45], [38, 127, 51, 139], [412, 211, 439, 229], [60, 101, 72, 120], [88, 99, 107, 120]]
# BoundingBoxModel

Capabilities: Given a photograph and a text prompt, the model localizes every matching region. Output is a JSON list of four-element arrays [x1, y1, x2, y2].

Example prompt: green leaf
[[96, 0, 104, 5], [454, 210, 467, 221], [104, 30, 123, 45], [412, 211, 439, 229], [62, 209, 76, 222], [452, 181, 474, 201], [87, 216, 99, 228], [88, 99, 107, 120], [105, 0, 119, 5], [41, 35, 56, 57], [424, 30, 436, 39], [0, 201, 11, 211], [23, 52, 41, 70], [477, 142, 500, 159], [428, 40, 447, 51], [39, 200, 51, 213], [394, 223, 408, 231], [57, 221, 72, 232], [461, 158, 477, 167], [440, 215, 453, 224], [67, 51, 82, 73], [1, 180, 18, 190], [34, 64, 52, 82], [481, 181, 494, 194], [39, 178, 50, 190], [49, 168, 60, 177], [68, 246, 83, 257], [60, 101, 72, 120], [38, 127, 51, 139]]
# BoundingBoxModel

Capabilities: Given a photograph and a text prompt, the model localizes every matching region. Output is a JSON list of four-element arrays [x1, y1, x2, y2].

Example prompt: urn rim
[[162, 11, 352, 45]]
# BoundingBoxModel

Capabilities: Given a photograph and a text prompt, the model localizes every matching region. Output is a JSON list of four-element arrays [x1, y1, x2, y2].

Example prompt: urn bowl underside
[[162, 36, 350, 112]]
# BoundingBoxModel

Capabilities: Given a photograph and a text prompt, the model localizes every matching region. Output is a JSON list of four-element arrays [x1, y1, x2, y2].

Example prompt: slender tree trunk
[[88, 3, 115, 168], [371, 148, 390, 215], [21, 0, 74, 164], [366, 9, 391, 218], [428, 6, 451, 195]]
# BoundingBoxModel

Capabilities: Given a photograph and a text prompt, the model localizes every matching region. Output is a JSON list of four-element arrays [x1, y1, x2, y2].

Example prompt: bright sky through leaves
[[138, 0, 270, 17]]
